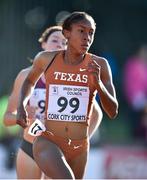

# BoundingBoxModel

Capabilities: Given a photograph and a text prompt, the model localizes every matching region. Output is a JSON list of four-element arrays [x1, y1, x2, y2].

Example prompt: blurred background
[[0, 0, 147, 178]]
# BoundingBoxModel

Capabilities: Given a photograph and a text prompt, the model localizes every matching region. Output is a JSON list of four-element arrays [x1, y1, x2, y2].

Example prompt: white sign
[[28, 119, 46, 136], [47, 84, 89, 122]]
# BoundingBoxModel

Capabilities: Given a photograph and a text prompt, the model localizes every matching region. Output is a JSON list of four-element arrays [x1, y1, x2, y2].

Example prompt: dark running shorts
[[20, 139, 34, 160]]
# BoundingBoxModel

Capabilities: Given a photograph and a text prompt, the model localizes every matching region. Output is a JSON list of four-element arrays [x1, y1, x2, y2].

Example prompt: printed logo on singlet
[[47, 84, 89, 122], [54, 72, 88, 83], [79, 68, 86, 72], [29, 88, 46, 120]]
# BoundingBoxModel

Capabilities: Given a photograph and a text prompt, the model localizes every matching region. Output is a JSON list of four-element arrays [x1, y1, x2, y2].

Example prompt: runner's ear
[[62, 29, 70, 39]]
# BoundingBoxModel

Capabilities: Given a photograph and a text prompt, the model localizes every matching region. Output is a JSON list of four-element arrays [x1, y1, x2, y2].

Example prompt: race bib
[[29, 88, 46, 120], [28, 119, 46, 136], [47, 84, 89, 122]]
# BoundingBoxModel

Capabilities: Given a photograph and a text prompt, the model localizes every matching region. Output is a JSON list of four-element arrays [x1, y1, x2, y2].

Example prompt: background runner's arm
[[4, 69, 30, 126]]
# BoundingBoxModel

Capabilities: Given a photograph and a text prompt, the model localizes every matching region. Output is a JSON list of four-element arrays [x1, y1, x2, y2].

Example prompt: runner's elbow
[[3, 115, 9, 126], [108, 105, 118, 119]]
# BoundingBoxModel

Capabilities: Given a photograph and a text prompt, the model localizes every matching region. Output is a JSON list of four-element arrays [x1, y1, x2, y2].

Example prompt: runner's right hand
[[16, 106, 29, 128]]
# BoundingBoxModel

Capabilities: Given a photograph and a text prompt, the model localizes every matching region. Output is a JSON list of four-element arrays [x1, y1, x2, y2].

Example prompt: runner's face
[[42, 31, 67, 51], [67, 19, 95, 54]]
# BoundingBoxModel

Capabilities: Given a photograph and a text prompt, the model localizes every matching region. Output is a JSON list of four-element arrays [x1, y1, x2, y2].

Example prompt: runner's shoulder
[[15, 66, 31, 83], [35, 50, 59, 61], [90, 53, 109, 67], [33, 50, 60, 67]]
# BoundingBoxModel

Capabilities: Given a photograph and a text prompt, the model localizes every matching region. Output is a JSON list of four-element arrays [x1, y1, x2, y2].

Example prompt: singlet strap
[[45, 52, 59, 73]]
